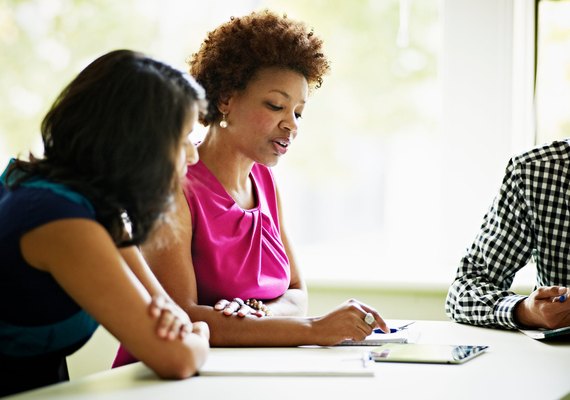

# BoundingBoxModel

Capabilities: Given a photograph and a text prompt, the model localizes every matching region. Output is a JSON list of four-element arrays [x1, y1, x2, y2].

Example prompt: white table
[[7, 320, 570, 400]]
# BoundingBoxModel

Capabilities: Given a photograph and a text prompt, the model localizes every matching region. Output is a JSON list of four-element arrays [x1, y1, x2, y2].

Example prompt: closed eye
[[267, 103, 283, 111]]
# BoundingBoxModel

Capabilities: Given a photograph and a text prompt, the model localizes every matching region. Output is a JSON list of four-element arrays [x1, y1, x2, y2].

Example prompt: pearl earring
[[219, 113, 228, 128]]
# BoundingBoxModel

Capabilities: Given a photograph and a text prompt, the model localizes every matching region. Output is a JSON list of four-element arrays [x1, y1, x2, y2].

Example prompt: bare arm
[[142, 189, 388, 347], [20, 218, 209, 379], [119, 245, 192, 340]]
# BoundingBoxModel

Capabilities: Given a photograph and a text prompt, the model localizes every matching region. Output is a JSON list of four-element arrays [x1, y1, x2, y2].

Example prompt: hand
[[514, 286, 570, 329], [213, 298, 265, 318], [148, 294, 192, 340], [191, 321, 211, 341], [311, 298, 389, 346]]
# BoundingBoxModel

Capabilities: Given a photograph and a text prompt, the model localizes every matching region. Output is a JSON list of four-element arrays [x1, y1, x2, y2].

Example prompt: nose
[[279, 113, 299, 138], [185, 141, 199, 165]]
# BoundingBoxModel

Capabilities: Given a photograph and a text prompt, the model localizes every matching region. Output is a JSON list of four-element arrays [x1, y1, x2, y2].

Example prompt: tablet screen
[[370, 343, 489, 364]]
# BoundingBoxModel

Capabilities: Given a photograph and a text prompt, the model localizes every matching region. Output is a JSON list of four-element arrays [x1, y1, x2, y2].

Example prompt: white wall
[[438, 0, 536, 285]]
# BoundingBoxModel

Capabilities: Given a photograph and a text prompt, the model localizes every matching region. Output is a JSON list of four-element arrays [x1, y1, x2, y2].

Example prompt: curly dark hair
[[6, 50, 207, 246], [189, 9, 330, 126]]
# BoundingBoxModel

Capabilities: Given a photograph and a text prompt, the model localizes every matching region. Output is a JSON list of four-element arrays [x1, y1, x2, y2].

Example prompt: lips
[[272, 138, 291, 155]]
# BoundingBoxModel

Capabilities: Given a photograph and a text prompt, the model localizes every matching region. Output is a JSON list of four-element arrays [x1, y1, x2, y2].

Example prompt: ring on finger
[[364, 312, 375, 326]]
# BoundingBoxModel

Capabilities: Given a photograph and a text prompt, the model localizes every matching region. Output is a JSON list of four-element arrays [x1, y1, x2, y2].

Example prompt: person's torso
[[184, 161, 290, 305], [514, 140, 570, 287], [0, 171, 99, 360]]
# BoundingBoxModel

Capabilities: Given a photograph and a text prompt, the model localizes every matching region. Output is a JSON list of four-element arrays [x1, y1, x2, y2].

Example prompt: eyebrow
[[269, 89, 306, 104]]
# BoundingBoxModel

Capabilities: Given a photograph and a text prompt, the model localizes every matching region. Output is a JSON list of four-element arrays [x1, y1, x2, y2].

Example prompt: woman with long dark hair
[[0, 49, 210, 396]]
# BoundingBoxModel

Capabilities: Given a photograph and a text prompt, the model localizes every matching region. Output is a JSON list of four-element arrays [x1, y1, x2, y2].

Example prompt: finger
[[553, 287, 569, 303], [157, 310, 175, 339], [353, 318, 373, 340], [179, 323, 191, 339], [359, 305, 389, 333], [535, 286, 567, 300], [223, 300, 240, 315], [237, 305, 253, 317], [167, 317, 183, 341], [149, 295, 166, 319], [558, 287, 569, 300], [214, 299, 230, 311], [192, 321, 211, 340]]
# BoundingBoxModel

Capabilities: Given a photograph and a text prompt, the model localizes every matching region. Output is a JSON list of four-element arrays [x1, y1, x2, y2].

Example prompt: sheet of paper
[[519, 325, 570, 340], [336, 320, 419, 346], [198, 348, 374, 377]]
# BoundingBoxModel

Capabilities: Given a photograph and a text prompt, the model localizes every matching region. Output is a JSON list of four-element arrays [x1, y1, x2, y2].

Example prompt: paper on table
[[336, 321, 419, 346], [519, 325, 570, 340], [198, 349, 374, 377]]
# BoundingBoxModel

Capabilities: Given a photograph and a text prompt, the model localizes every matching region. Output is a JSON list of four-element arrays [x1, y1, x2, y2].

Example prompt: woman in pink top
[[113, 11, 388, 365]]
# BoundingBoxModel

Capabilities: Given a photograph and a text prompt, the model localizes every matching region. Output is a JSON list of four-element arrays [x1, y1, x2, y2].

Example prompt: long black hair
[[7, 49, 206, 246]]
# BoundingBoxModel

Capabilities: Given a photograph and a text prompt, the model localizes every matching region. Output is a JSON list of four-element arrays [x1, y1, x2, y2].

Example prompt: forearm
[[188, 304, 314, 347], [120, 246, 169, 298], [446, 274, 524, 329]]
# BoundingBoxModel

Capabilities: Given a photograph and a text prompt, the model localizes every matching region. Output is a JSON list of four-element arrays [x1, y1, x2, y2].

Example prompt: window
[[1, 0, 535, 288], [536, 0, 570, 144]]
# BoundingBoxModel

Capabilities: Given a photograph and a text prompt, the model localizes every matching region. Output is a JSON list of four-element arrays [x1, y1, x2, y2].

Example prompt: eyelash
[[267, 103, 302, 119]]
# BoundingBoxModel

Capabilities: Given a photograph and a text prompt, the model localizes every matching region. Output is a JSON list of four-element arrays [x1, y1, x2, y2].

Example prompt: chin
[[263, 158, 280, 168]]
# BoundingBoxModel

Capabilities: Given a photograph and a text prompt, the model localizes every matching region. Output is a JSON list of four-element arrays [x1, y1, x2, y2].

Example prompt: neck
[[198, 128, 254, 195]]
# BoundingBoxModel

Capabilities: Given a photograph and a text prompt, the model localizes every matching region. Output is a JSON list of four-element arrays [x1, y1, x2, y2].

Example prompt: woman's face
[[177, 103, 200, 177], [225, 67, 308, 167]]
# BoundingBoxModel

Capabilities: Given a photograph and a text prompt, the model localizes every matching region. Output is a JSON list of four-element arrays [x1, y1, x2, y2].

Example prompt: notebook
[[519, 325, 570, 340]]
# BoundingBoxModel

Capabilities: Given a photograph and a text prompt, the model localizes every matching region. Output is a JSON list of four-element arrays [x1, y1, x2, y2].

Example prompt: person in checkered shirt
[[446, 140, 570, 329]]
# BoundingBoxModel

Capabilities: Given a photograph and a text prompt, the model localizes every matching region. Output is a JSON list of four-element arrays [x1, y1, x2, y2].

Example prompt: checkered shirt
[[446, 140, 570, 329]]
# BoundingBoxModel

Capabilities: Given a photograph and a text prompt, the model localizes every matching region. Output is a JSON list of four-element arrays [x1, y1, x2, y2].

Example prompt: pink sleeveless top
[[184, 160, 290, 306]]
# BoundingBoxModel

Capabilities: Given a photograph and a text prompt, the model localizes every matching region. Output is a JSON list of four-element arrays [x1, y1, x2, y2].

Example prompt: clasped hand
[[148, 295, 209, 340]]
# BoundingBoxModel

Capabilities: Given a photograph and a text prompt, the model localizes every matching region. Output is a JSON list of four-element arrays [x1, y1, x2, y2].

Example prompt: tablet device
[[370, 343, 488, 364]]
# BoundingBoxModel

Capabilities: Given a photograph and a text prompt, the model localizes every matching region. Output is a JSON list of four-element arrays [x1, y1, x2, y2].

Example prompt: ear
[[217, 93, 232, 115]]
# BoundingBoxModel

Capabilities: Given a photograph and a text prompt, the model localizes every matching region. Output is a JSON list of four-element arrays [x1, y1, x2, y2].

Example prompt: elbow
[[151, 337, 209, 380]]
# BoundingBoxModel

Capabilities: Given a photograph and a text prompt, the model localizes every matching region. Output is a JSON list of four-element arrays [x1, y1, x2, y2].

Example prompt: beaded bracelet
[[245, 298, 273, 316]]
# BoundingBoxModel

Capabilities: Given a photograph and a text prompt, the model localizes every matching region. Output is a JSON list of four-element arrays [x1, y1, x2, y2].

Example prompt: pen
[[373, 321, 415, 334], [374, 328, 400, 334], [558, 288, 568, 303]]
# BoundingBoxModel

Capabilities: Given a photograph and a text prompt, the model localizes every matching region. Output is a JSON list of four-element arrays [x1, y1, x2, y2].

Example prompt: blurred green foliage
[[0, 0, 440, 180]]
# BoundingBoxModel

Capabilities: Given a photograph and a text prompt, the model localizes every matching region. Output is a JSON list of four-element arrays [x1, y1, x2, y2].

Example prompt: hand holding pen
[[555, 286, 568, 303], [515, 286, 570, 330]]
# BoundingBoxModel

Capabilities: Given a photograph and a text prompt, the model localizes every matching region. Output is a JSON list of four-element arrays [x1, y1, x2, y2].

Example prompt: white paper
[[198, 349, 374, 377]]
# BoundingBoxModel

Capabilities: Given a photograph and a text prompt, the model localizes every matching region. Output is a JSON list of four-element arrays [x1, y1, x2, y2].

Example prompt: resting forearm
[[187, 304, 314, 346], [446, 277, 523, 329]]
